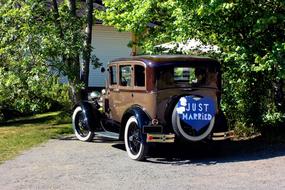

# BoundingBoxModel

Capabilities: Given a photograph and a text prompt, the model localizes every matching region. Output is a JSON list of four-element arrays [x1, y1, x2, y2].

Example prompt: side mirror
[[101, 67, 106, 73]]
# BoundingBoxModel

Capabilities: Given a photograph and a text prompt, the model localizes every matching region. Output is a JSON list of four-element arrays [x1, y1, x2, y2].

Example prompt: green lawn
[[0, 112, 73, 164]]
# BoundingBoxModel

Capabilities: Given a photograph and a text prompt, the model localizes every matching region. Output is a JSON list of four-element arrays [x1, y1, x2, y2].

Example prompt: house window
[[109, 66, 117, 85], [119, 65, 132, 87], [134, 65, 145, 87]]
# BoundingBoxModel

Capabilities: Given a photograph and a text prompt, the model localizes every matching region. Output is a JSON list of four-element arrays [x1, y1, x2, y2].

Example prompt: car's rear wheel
[[124, 116, 148, 161], [72, 106, 94, 142]]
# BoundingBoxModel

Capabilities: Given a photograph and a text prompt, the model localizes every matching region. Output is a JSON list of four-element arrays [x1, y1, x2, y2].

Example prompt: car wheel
[[72, 106, 94, 142], [124, 116, 148, 161]]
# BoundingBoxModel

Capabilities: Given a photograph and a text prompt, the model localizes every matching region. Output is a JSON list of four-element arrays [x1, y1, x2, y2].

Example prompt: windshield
[[156, 66, 219, 90]]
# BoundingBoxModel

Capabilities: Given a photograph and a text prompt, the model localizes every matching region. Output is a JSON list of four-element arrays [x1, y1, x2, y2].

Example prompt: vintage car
[[72, 55, 234, 160]]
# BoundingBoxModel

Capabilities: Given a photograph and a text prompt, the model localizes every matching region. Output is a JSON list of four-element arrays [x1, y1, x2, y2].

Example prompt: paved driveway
[[0, 136, 285, 190]]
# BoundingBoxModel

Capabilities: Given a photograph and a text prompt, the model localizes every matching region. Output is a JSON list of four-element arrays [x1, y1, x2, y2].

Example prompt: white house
[[89, 24, 132, 87]]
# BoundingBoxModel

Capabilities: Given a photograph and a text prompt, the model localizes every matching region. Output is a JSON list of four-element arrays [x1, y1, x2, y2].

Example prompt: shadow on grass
[[0, 112, 71, 127], [0, 116, 56, 127]]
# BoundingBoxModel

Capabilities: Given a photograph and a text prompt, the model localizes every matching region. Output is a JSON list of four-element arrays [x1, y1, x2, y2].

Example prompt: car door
[[108, 62, 134, 122]]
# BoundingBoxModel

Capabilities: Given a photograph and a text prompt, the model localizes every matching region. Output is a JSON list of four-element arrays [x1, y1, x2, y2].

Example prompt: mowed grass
[[0, 112, 73, 164]]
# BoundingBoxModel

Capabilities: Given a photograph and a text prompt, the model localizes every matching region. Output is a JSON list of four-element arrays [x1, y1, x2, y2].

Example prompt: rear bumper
[[143, 124, 175, 143], [143, 125, 234, 142], [212, 130, 234, 141]]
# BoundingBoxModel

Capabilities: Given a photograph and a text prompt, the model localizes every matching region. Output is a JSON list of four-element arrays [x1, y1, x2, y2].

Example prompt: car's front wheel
[[72, 106, 94, 142], [124, 116, 148, 161]]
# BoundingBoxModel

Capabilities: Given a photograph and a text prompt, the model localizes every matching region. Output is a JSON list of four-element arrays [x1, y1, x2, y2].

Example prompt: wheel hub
[[128, 124, 141, 154], [76, 113, 89, 137]]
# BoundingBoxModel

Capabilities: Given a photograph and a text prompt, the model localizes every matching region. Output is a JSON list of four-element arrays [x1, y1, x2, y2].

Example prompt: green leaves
[[0, 63, 70, 113], [99, 0, 285, 128], [0, 0, 87, 115]]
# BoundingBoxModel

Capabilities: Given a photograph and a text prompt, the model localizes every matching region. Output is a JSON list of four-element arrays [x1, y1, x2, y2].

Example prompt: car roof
[[110, 55, 220, 68]]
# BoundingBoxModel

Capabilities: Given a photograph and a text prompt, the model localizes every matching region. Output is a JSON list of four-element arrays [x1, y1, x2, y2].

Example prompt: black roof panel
[[111, 55, 220, 68]]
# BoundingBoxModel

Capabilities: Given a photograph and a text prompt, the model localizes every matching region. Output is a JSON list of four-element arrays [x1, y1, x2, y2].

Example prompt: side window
[[109, 65, 117, 85], [119, 65, 132, 87], [134, 65, 145, 87]]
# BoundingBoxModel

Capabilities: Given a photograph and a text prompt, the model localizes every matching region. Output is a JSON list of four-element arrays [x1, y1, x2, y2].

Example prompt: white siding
[[89, 24, 131, 87]]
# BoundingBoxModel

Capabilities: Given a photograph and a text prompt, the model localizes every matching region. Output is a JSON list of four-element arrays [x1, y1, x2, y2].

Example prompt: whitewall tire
[[72, 106, 94, 142], [124, 116, 148, 161]]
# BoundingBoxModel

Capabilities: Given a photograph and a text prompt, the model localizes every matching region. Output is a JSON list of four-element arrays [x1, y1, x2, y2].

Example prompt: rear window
[[156, 66, 218, 89]]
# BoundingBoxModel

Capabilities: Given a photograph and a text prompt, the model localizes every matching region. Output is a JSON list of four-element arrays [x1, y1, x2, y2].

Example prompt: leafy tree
[[82, 0, 94, 89], [97, 0, 285, 129], [0, 65, 70, 117], [0, 0, 97, 116]]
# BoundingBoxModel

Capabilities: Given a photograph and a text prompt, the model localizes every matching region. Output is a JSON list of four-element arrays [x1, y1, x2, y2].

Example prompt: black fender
[[212, 110, 228, 133], [73, 101, 101, 131], [119, 105, 151, 142]]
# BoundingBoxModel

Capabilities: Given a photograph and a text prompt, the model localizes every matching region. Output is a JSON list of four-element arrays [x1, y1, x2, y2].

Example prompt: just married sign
[[176, 96, 216, 131]]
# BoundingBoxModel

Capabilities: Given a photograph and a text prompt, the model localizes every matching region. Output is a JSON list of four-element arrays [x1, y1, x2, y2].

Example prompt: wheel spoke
[[75, 111, 90, 137], [134, 142, 140, 153], [127, 122, 142, 155]]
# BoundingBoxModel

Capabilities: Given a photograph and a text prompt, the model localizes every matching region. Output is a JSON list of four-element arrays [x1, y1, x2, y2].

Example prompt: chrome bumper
[[146, 130, 234, 143], [212, 130, 235, 141], [146, 133, 175, 143]]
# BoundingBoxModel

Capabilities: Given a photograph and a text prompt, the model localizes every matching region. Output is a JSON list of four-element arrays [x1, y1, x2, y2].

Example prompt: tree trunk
[[52, 0, 66, 68], [52, 0, 82, 104], [68, 0, 76, 16], [52, 0, 64, 38], [82, 0, 93, 90]]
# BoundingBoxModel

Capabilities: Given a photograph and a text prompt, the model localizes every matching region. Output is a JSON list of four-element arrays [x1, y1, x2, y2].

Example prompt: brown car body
[[72, 55, 233, 160], [104, 55, 220, 124]]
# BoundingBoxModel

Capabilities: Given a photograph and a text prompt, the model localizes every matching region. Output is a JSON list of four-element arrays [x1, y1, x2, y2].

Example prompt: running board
[[95, 131, 120, 140]]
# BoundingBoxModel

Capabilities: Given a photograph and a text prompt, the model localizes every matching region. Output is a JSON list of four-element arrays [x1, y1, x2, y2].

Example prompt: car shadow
[[146, 138, 285, 165], [112, 137, 285, 165], [59, 134, 285, 165]]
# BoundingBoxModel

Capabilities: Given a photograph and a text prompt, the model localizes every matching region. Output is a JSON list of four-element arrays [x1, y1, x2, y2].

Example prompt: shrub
[[0, 65, 71, 120]]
